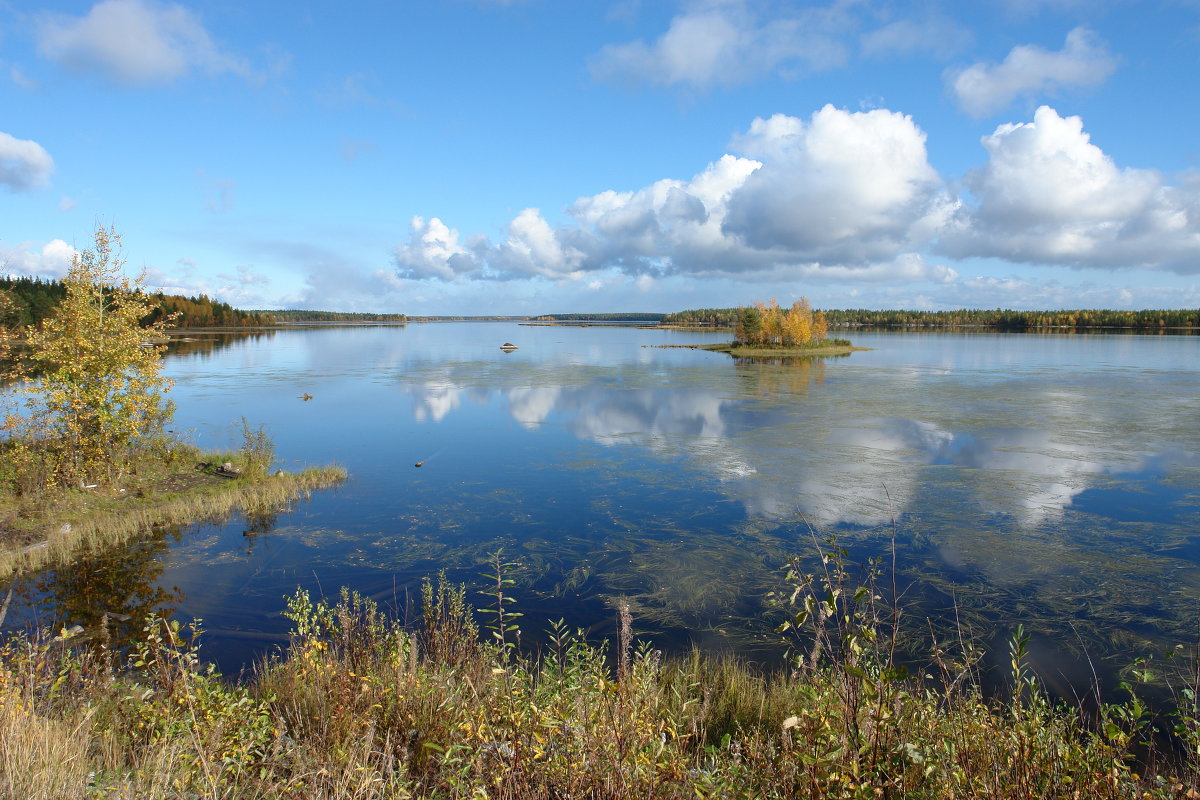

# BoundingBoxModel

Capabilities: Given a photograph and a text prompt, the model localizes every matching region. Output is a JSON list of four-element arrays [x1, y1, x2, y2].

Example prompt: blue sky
[[2, 0, 1198, 314]]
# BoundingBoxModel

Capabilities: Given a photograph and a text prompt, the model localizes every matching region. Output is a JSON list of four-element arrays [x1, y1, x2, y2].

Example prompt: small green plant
[[125, 616, 278, 790], [479, 548, 523, 659], [421, 570, 483, 668], [239, 416, 274, 478]]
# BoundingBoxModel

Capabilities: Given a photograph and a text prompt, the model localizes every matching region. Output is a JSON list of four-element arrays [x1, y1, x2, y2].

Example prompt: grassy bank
[[0, 442, 346, 578], [3, 565, 1200, 799]]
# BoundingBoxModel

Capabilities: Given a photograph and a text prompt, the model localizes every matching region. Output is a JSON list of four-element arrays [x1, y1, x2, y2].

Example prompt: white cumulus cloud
[[939, 106, 1200, 272], [395, 104, 1200, 288], [36, 0, 253, 85], [393, 216, 482, 281], [393, 105, 957, 287], [0, 131, 54, 191], [0, 239, 76, 278], [723, 105, 951, 265], [566, 152, 762, 275], [492, 208, 587, 279], [948, 27, 1117, 117]]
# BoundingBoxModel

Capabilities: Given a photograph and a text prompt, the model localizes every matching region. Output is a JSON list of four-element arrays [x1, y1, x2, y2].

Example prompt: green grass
[[4, 553, 1200, 799]]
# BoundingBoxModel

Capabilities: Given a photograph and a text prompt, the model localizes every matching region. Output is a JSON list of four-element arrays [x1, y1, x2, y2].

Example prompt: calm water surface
[[5, 324, 1200, 685]]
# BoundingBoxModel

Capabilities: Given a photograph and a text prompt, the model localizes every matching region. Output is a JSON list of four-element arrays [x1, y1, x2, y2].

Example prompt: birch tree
[[19, 226, 175, 485]]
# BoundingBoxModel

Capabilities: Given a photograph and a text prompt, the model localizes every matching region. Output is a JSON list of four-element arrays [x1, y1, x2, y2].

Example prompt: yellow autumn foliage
[[735, 298, 828, 347], [7, 226, 176, 487]]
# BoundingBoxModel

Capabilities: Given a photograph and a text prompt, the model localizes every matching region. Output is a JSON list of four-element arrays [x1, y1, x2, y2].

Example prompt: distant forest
[[1, 277, 275, 329], [661, 306, 1200, 330], [531, 312, 665, 322], [0, 278, 413, 331], [262, 309, 408, 323]]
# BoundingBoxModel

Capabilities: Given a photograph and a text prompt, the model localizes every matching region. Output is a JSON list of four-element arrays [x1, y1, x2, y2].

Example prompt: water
[[4, 324, 1200, 686]]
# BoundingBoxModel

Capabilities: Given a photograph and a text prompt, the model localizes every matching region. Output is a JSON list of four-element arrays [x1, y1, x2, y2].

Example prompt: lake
[[4, 324, 1200, 689]]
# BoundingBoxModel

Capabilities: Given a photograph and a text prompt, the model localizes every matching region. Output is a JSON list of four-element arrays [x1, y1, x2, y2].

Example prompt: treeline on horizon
[[1, 276, 275, 329], [662, 306, 1200, 330], [532, 312, 665, 321], [260, 309, 408, 322], [0, 278, 414, 330]]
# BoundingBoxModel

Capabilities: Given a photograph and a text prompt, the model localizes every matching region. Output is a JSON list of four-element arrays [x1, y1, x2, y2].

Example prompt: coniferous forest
[[0, 278, 409, 330], [0, 276, 276, 329]]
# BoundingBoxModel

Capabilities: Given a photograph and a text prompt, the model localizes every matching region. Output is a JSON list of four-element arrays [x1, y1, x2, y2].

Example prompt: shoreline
[[0, 459, 346, 578]]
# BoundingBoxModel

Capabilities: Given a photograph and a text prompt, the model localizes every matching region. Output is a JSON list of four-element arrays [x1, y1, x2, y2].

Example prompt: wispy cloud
[[36, 0, 257, 85], [590, 0, 852, 89], [860, 16, 973, 60], [947, 27, 1117, 117], [0, 131, 54, 191], [195, 169, 236, 213]]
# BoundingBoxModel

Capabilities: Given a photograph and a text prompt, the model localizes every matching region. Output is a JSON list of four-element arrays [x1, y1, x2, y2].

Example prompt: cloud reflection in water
[[401, 368, 1180, 532]]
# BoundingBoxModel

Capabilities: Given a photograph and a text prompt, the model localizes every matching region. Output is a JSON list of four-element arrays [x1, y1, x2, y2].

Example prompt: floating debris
[[500, 342, 519, 351], [299, 393, 314, 401]]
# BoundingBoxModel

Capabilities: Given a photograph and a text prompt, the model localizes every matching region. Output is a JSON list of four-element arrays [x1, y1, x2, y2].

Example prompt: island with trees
[[663, 299, 866, 358]]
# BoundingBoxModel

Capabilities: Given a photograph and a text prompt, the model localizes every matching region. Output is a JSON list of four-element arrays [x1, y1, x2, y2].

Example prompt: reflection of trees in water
[[733, 356, 827, 398], [29, 525, 184, 650], [241, 507, 281, 555], [9, 331, 278, 376], [165, 330, 277, 360]]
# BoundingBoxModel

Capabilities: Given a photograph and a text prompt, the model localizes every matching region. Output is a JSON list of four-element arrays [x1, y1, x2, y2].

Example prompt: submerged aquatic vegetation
[[5, 559, 1200, 799]]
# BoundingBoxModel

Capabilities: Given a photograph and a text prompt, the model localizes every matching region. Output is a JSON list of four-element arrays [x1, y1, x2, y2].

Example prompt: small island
[[691, 339, 866, 357], [659, 298, 869, 358]]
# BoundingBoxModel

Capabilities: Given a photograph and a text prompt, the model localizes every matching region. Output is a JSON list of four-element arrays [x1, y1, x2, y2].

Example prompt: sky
[[1, 0, 1199, 315]]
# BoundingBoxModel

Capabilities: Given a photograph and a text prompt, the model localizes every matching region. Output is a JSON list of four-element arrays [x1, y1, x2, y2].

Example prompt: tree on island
[[734, 299, 828, 347], [3, 226, 176, 489]]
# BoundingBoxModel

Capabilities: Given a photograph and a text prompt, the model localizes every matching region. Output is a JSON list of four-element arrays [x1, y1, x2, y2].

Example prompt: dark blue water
[[5, 325, 1200, 683]]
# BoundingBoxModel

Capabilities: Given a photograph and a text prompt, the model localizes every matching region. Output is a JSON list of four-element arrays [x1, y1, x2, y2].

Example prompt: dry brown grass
[[0, 686, 94, 800]]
